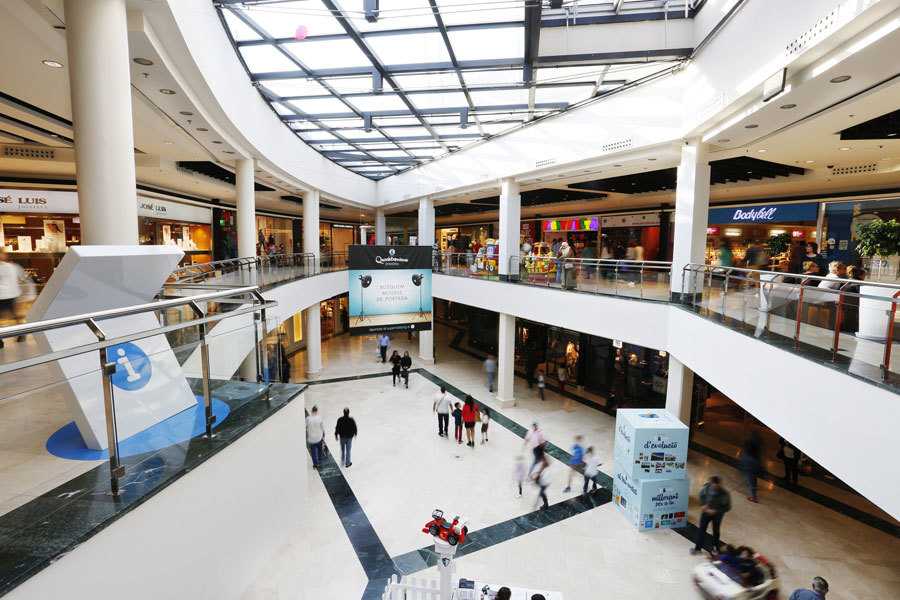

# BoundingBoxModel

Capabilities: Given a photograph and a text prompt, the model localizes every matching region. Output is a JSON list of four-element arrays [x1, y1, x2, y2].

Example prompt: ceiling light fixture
[[780, 103, 797, 109], [224, 151, 235, 154], [839, 146, 851, 151], [196, 127, 208, 132], [179, 111, 193, 116], [888, 132, 898, 137], [830, 75, 851, 83], [744, 124, 758, 129], [757, 149, 767, 153], [133, 58, 153, 66], [718, 139, 730, 143], [162, 141, 173, 145], [805, 160, 815, 163], [42, 60, 63, 68], [159, 89, 176, 95], [882, 157, 892, 161]]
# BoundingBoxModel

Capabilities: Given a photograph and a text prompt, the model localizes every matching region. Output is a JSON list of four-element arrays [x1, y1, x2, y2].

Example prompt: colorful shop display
[[613, 409, 690, 532], [474, 239, 499, 274], [524, 241, 555, 275]]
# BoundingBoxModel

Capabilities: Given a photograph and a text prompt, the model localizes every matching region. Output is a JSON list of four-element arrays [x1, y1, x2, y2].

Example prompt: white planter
[[857, 284, 900, 341]]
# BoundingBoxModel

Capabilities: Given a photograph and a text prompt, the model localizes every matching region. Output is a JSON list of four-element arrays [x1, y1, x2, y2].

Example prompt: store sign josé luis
[[0, 189, 79, 214], [708, 202, 818, 224]]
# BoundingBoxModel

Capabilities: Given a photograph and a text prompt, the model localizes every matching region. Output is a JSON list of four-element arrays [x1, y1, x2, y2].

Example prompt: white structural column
[[418, 197, 435, 364], [665, 355, 693, 425], [670, 140, 711, 299], [375, 208, 387, 245], [235, 158, 256, 259], [496, 313, 516, 408], [65, 0, 137, 245], [498, 178, 521, 279], [304, 189, 323, 377]]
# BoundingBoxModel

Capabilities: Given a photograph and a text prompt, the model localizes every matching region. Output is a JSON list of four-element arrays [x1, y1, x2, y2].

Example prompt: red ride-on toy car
[[422, 509, 469, 546]]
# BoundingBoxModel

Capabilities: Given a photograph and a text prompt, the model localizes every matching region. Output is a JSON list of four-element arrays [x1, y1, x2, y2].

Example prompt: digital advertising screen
[[348, 245, 432, 336]]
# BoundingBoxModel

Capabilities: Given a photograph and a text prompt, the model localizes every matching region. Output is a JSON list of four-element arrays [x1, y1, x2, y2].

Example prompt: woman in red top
[[462, 395, 480, 447]]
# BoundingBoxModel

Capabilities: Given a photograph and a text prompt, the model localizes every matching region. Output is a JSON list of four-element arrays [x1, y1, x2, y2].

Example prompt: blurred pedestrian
[[691, 476, 731, 554], [480, 406, 491, 444], [452, 402, 463, 444], [789, 576, 829, 600], [583, 446, 602, 494], [378, 334, 390, 363], [433, 386, 451, 437], [537, 369, 546, 401], [531, 455, 551, 510], [525, 352, 538, 388], [559, 241, 575, 289], [334, 408, 357, 468], [514, 455, 527, 499], [563, 435, 584, 493], [582, 240, 598, 280], [484, 354, 497, 393], [551, 238, 562, 283], [0, 251, 24, 348], [306, 405, 326, 470], [524, 421, 546, 468], [779, 437, 801, 488], [400, 351, 412, 388], [741, 432, 763, 503]]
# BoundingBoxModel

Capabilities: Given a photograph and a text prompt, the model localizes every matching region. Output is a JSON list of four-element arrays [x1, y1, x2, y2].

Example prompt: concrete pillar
[[65, 0, 137, 244], [665, 355, 694, 425], [497, 313, 516, 408], [303, 190, 322, 377], [375, 208, 386, 244], [498, 178, 521, 279], [670, 140, 711, 300], [235, 158, 256, 259], [418, 197, 435, 364]]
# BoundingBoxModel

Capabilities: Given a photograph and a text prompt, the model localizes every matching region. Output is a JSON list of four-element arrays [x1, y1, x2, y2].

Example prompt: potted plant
[[855, 218, 900, 281], [854, 219, 900, 341], [764, 232, 792, 262]]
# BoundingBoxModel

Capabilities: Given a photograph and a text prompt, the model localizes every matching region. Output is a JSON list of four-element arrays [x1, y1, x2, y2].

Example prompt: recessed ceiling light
[[757, 149, 767, 153], [159, 89, 176, 95], [224, 151, 235, 154], [648, 158, 657, 161], [196, 127, 208, 132], [744, 124, 758, 129], [805, 160, 815, 163], [42, 60, 63, 68], [780, 103, 797, 109], [613, 164, 621, 167], [133, 58, 153, 66], [882, 157, 892, 161], [179, 111, 193, 116], [839, 146, 851, 151], [212, 140, 223, 144], [830, 75, 851, 83], [718, 139, 730, 143], [162, 141, 173, 145]]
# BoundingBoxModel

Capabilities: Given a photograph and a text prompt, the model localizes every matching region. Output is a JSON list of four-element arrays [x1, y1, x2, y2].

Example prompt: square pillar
[[304, 189, 320, 271], [305, 302, 322, 378], [418, 197, 435, 364], [670, 140, 710, 302], [665, 355, 693, 426], [498, 179, 521, 279], [496, 313, 516, 408]]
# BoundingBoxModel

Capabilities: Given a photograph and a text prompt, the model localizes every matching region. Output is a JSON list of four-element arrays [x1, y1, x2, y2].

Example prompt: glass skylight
[[218, 0, 686, 180]]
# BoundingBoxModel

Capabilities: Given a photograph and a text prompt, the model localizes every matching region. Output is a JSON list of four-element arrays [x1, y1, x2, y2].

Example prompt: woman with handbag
[[400, 351, 412, 388], [389, 351, 402, 386]]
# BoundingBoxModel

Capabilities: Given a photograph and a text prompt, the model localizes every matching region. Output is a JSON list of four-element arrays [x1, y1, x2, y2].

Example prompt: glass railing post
[[640, 263, 645, 299], [189, 301, 215, 438], [882, 291, 900, 381], [614, 263, 619, 296], [723, 268, 732, 317], [86, 318, 124, 496], [831, 285, 849, 364], [253, 291, 271, 399]]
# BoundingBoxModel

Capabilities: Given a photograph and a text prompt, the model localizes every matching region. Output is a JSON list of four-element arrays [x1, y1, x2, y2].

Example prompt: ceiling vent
[[602, 138, 632, 153], [700, 92, 727, 121], [831, 163, 878, 176], [2, 145, 57, 160], [785, 7, 839, 58], [535, 158, 557, 169]]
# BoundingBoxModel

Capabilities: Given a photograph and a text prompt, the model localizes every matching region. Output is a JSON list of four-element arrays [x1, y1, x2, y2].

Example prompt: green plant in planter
[[856, 219, 900, 281], [764, 232, 792, 258]]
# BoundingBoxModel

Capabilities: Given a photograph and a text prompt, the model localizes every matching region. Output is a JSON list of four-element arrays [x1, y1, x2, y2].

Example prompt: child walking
[[583, 446, 603, 494], [452, 402, 463, 444], [564, 435, 584, 493], [514, 455, 527, 499], [480, 406, 491, 444]]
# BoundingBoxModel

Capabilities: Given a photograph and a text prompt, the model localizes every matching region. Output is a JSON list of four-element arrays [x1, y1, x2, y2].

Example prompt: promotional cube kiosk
[[612, 409, 690, 532]]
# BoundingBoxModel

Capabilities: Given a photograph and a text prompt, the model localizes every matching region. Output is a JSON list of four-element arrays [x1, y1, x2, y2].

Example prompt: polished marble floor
[[242, 327, 900, 600]]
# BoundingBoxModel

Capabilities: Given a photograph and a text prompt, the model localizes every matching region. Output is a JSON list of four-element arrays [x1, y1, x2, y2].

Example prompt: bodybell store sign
[[0, 189, 79, 214], [707, 202, 818, 224]]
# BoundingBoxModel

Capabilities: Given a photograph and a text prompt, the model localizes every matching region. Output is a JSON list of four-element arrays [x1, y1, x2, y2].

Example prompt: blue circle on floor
[[46, 396, 230, 461]]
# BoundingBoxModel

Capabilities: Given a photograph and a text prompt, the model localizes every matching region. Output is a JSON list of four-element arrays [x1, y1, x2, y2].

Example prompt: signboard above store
[[544, 217, 598, 232], [708, 202, 817, 224], [0, 189, 79, 214], [601, 213, 660, 228], [137, 197, 211, 224]]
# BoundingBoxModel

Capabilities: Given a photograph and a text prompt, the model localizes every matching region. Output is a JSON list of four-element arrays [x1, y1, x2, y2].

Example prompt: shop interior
[[705, 223, 817, 267], [1, 214, 80, 287], [139, 218, 211, 265], [257, 216, 293, 255]]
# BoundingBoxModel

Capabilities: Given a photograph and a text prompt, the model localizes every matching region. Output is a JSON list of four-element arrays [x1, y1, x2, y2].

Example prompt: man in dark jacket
[[691, 476, 731, 554], [334, 408, 358, 468]]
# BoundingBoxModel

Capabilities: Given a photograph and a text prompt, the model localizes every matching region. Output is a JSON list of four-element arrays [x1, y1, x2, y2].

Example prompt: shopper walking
[[433, 386, 452, 437], [551, 238, 562, 283], [0, 251, 24, 348], [558, 241, 575, 289], [537, 370, 546, 401], [740, 432, 763, 503], [788, 240, 805, 274], [779, 437, 801, 488], [389, 350, 402, 386], [462, 395, 479, 447], [525, 352, 538, 388], [789, 577, 829, 600], [400, 351, 412, 388], [582, 241, 598, 280], [378, 334, 390, 363], [599, 235, 614, 280], [582, 446, 602, 494], [484, 354, 497, 393], [480, 406, 491, 444], [513, 455, 527, 499], [563, 435, 584, 493], [306, 405, 326, 470], [524, 421, 547, 468], [531, 455, 551, 510], [691, 476, 732, 554], [334, 408, 357, 468], [452, 402, 463, 444]]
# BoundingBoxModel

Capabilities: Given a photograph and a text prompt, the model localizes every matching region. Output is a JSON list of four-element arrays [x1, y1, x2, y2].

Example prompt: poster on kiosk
[[613, 460, 691, 532], [348, 245, 432, 336], [614, 409, 689, 480]]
